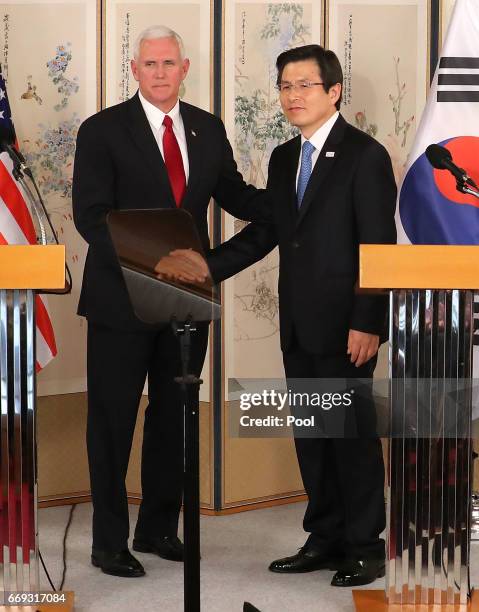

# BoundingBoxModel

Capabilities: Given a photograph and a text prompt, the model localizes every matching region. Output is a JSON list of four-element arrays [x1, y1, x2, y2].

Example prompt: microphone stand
[[10, 159, 48, 246], [457, 180, 479, 199]]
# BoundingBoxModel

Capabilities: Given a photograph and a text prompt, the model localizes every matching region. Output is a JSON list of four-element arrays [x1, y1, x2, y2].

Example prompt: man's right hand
[[154, 249, 210, 284]]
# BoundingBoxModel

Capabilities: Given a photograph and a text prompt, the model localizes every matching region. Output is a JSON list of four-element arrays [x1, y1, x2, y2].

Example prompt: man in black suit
[[175, 44, 397, 587], [72, 25, 265, 577]]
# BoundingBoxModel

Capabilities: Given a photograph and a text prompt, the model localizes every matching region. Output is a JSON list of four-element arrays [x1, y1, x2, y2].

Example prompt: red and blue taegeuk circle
[[399, 136, 479, 244]]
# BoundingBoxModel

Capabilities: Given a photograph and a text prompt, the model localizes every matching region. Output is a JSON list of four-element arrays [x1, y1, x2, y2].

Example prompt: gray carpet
[[37, 502, 478, 612]]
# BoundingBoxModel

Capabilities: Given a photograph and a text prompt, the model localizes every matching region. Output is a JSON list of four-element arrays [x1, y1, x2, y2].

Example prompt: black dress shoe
[[91, 549, 145, 578], [269, 547, 343, 573], [331, 557, 385, 587], [133, 535, 184, 561]]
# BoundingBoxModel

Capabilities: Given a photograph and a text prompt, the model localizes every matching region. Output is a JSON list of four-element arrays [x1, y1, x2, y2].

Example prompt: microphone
[[5, 142, 26, 166], [0, 124, 27, 177], [0, 122, 14, 147], [3, 142, 27, 177], [425, 143, 478, 189]]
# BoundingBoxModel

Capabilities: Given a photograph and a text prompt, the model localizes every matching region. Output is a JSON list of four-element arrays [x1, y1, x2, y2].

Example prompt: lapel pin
[[191, 130, 197, 137], [325, 151, 335, 157]]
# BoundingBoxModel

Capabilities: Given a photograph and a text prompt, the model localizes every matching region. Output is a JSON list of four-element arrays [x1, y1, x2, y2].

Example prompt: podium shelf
[[0, 245, 65, 289], [360, 244, 479, 290]]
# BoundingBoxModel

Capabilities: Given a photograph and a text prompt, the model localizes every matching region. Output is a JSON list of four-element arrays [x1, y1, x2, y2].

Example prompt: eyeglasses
[[277, 80, 325, 93]]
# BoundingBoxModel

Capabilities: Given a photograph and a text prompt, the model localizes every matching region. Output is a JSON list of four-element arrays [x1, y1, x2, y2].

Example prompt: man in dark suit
[[176, 44, 397, 587], [72, 25, 265, 577]]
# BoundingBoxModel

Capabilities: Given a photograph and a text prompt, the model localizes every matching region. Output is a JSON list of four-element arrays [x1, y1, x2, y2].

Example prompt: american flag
[[0, 68, 57, 370]]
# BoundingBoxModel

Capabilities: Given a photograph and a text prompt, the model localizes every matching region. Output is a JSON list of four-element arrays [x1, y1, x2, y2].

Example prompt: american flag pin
[[191, 130, 197, 136], [325, 151, 335, 157]]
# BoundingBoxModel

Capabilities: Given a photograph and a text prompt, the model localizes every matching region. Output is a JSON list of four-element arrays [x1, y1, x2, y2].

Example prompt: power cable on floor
[[59, 504, 76, 590], [39, 550, 56, 591], [39, 503, 77, 592]]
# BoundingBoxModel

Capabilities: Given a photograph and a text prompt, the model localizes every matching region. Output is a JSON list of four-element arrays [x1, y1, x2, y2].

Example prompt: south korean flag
[[396, 0, 479, 413]]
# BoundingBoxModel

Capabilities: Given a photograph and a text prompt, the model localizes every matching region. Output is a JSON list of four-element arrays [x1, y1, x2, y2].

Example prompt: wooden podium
[[355, 245, 479, 610], [0, 246, 73, 610]]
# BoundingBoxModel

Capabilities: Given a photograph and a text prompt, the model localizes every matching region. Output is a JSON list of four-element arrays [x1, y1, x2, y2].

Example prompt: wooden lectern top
[[0, 245, 65, 289], [360, 244, 479, 290]]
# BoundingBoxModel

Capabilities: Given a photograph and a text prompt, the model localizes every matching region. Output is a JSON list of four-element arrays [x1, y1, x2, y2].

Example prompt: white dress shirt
[[296, 111, 339, 189], [138, 90, 189, 182]]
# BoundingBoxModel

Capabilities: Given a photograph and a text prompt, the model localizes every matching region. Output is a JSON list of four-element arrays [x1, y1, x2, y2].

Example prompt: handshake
[[154, 249, 211, 285]]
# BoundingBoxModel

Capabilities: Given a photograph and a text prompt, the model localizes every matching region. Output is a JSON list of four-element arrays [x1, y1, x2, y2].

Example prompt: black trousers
[[283, 341, 386, 559], [86, 320, 209, 552]]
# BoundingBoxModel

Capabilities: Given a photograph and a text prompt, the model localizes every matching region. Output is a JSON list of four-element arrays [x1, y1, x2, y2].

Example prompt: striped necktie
[[297, 140, 315, 209]]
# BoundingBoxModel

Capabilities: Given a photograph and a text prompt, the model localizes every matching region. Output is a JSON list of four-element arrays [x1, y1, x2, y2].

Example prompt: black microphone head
[[0, 125, 25, 163], [425, 143, 452, 170], [0, 123, 15, 154], [0, 123, 14, 142]]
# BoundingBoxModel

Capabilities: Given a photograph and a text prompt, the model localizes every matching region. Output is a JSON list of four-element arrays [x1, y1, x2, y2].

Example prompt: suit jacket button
[[291, 241, 300, 248]]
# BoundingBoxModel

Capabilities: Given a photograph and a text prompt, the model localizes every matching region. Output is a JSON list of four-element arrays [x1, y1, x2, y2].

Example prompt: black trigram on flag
[[438, 57, 479, 102]]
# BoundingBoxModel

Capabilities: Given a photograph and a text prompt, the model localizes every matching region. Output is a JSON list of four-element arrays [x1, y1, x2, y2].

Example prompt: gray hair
[[133, 25, 185, 60]]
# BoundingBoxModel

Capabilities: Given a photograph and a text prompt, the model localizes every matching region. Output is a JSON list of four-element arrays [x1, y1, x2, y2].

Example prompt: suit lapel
[[125, 93, 176, 208], [296, 114, 347, 226], [179, 102, 202, 210]]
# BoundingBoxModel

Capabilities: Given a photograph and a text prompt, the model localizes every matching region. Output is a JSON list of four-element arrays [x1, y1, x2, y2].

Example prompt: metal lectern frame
[[0, 245, 65, 597], [353, 244, 479, 611]]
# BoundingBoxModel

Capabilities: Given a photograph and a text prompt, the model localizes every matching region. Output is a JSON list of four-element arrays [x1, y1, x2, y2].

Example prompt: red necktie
[[162, 115, 186, 207]]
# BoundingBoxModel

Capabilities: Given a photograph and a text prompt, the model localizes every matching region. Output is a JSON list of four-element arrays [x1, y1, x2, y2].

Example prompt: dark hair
[[276, 44, 343, 110]]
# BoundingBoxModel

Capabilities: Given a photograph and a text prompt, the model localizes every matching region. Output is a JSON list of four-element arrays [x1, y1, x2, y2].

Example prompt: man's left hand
[[154, 249, 209, 284], [347, 329, 379, 367]]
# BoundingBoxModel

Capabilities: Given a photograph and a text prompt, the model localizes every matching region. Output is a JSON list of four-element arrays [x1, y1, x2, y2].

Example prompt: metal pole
[[172, 318, 201, 612]]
